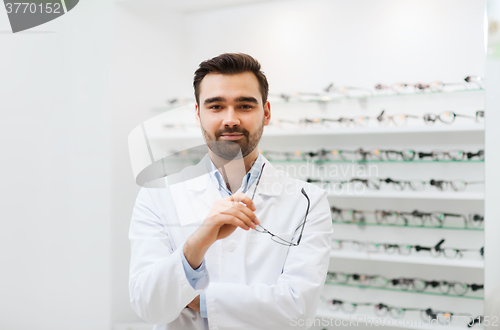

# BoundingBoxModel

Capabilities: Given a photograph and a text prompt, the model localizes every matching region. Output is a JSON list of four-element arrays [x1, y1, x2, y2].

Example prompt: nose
[[222, 106, 240, 127]]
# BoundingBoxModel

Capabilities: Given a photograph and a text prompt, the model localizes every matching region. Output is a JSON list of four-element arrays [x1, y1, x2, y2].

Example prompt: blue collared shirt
[[181, 153, 263, 318]]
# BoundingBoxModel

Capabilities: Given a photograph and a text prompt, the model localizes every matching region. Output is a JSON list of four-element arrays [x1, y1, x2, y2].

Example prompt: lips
[[220, 133, 244, 140]]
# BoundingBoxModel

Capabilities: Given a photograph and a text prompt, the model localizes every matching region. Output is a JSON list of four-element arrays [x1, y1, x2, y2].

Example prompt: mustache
[[215, 128, 249, 138]]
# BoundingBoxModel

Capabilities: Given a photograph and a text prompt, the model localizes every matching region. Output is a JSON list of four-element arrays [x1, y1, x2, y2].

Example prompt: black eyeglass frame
[[251, 163, 311, 246]]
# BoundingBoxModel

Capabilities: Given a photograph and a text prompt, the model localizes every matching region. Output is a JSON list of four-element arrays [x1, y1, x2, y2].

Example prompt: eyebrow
[[204, 97, 225, 105], [235, 96, 259, 104], [203, 96, 260, 105]]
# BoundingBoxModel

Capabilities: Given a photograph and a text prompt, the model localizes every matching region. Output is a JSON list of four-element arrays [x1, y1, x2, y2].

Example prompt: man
[[129, 53, 333, 330]]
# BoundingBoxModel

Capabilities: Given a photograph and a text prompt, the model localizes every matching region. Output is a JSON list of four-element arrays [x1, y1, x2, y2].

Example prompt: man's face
[[195, 72, 271, 160]]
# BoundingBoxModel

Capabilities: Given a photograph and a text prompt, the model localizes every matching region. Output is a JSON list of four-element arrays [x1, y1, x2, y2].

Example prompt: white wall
[[111, 2, 185, 324], [0, 0, 113, 329], [183, 0, 485, 93]]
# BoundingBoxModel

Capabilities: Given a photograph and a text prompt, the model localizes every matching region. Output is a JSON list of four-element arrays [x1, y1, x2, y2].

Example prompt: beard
[[200, 117, 265, 160]]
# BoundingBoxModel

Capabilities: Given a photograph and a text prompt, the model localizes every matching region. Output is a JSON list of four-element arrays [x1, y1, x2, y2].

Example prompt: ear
[[263, 101, 271, 126], [195, 103, 201, 127]]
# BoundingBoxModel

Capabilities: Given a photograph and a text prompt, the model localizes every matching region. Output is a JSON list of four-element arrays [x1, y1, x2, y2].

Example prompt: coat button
[[227, 242, 236, 252]]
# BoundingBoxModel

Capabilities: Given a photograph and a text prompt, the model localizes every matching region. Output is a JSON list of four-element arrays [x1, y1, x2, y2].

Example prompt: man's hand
[[183, 192, 259, 269], [187, 295, 200, 312]]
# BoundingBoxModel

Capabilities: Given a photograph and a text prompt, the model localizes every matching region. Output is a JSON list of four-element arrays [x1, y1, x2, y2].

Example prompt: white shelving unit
[[326, 191, 484, 200], [329, 250, 484, 268], [314, 305, 480, 330]]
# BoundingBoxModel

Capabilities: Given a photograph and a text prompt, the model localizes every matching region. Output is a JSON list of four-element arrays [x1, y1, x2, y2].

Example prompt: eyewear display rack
[[262, 90, 485, 330], [148, 88, 484, 330]]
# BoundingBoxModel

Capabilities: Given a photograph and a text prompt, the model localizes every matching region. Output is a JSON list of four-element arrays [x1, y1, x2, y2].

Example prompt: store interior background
[[1, 0, 499, 329]]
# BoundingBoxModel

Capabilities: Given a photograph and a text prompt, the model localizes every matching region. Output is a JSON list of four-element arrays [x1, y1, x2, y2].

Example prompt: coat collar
[[185, 153, 283, 208]]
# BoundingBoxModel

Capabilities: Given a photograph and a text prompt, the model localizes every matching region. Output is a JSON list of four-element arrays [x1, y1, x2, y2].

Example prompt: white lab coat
[[129, 154, 333, 330]]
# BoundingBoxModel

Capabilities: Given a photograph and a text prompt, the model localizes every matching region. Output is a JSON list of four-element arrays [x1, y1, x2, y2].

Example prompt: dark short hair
[[193, 53, 269, 106]]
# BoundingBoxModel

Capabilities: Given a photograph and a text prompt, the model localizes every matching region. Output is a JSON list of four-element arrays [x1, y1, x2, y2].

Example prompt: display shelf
[[315, 305, 480, 330], [331, 221, 484, 231], [274, 88, 484, 103], [156, 157, 485, 164], [154, 157, 485, 164], [329, 250, 484, 268], [326, 191, 484, 201], [147, 125, 484, 140], [267, 159, 484, 164], [151, 89, 484, 112], [265, 125, 484, 136], [324, 282, 483, 300]]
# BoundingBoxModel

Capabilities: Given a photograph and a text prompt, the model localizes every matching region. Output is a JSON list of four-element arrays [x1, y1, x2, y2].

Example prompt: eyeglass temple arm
[[434, 239, 445, 251], [295, 188, 310, 245], [443, 212, 464, 218], [455, 113, 475, 119], [251, 163, 266, 200], [467, 151, 483, 158], [376, 110, 386, 121], [418, 152, 433, 158]]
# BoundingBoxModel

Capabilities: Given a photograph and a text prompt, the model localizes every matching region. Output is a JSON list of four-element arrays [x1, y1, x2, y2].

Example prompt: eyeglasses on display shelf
[[306, 177, 381, 191], [331, 238, 484, 259], [259, 148, 484, 163], [418, 149, 485, 161], [375, 76, 484, 94], [330, 206, 484, 229], [423, 110, 484, 125], [307, 177, 484, 192], [326, 272, 484, 297], [376, 110, 420, 126], [268, 111, 483, 131], [325, 299, 373, 313], [251, 163, 310, 246], [437, 281, 484, 296], [378, 177, 428, 191], [376, 148, 416, 161], [297, 116, 371, 128], [323, 83, 374, 98], [429, 179, 484, 192], [323, 298, 481, 326], [330, 207, 367, 224]]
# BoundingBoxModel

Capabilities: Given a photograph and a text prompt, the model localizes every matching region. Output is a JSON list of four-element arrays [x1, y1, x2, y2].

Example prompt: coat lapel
[[168, 153, 286, 227]]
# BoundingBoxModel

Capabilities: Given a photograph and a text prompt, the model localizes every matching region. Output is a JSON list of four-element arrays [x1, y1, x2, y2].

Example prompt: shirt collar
[[206, 153, 263, 195]]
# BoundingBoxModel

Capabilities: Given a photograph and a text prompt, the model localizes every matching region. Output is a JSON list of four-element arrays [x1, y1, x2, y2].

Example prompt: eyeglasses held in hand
[[251, 163, 310, 246]]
